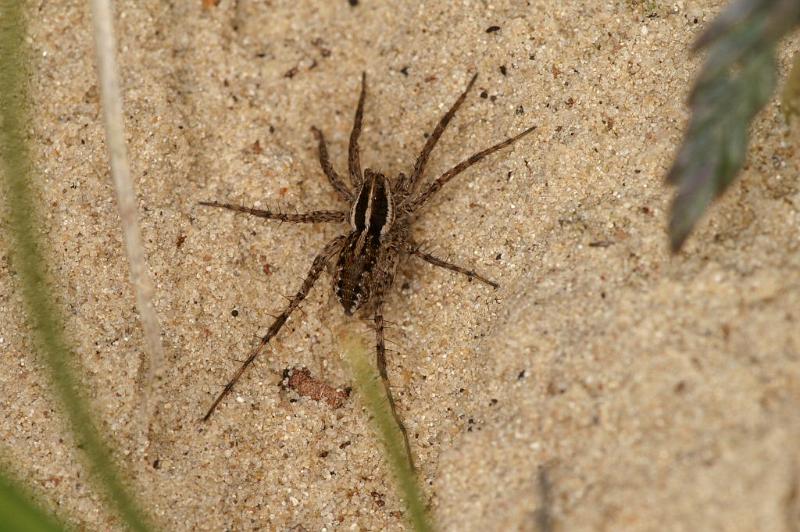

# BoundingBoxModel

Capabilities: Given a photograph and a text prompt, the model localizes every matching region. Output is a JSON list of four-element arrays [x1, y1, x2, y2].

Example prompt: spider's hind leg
[[202, 235, 346, 421], [374, 297, 416, 470]]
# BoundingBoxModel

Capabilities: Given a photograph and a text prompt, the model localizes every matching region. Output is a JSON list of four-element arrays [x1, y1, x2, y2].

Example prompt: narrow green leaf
[[0, 470, 65, 532], [0, 2, 153, 531], [339, 329, 434, 532], [780, 52, 800, 122]]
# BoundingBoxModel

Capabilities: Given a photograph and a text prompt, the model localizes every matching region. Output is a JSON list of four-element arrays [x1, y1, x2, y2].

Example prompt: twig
[[90, 0, 165, 440]]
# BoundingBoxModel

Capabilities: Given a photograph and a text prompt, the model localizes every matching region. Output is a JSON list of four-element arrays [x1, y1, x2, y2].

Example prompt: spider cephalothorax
[[200, 71, 535, 464]]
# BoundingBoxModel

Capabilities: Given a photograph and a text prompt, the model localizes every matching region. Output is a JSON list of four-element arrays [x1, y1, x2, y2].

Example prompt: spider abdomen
[[334, 230, 380, 315]]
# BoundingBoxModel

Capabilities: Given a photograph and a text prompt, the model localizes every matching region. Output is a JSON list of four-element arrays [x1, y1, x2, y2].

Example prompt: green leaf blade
[[666, 0, 799, 251], [0, 471, 65, 532]]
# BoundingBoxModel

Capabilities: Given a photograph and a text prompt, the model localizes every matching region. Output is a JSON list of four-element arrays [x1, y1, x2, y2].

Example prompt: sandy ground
[[2, 0, 800, 530]]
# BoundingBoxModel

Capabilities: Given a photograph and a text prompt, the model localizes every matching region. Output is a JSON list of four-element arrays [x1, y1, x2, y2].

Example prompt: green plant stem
[[0, 3, 152, 531], [340, 330, 433, 532]]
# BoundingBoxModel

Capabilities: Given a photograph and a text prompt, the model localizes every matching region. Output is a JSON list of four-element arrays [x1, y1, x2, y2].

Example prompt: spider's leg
[[348, 72, 367, 190], [374, 296, 416, 470], [203, 235, 345, 420], [406, 245, 498, 288], [311, 126, 353, 202], [400, 73, 478, 194], [406, 124, 536, 212], [199, 201, 347, 223]]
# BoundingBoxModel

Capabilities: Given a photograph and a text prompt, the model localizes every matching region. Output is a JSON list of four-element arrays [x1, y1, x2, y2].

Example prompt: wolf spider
[[200, 71, 535, 465]]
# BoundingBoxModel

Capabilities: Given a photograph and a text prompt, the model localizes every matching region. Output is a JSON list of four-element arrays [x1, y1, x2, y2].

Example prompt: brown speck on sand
[[311, 38, 332, 58], [284, 65, 299, 79], [283, 367, 349, 409]]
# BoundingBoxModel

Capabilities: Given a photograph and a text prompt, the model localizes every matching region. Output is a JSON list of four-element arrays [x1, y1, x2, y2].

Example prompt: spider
[[200, 71, 535, 464]]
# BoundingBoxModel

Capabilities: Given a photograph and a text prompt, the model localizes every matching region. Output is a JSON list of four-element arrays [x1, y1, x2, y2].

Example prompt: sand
[[1, 0, 799, 530]]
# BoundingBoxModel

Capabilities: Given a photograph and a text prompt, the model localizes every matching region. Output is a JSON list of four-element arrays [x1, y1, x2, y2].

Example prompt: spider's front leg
[[405, 124, 537, 212], [399, 73, 478, 195], [348, 72, 367, 189], [203, 235, 346, 420], [311, 126, 353, 203]]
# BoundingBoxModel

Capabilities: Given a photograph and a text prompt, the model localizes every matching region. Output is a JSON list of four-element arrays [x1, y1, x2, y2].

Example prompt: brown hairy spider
[[200, 72, 535, 463]]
